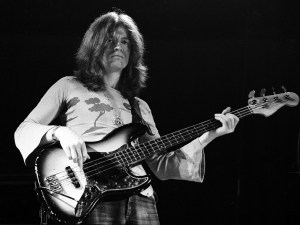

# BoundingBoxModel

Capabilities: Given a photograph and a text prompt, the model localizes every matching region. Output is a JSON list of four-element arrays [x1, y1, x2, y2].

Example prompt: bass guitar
[[35, 90, 299, 224]]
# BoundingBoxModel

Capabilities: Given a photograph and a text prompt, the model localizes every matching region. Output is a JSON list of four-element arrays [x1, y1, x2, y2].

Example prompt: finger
[[81, 142, 90, 162], [79, 135, 90, 161], [221, 107, 231, 115], [217, 114, 233, 129], [215, 114, 227, 126], [75, 144, 83, 170], [70, 146, 78, 163], [227, 114, 239, 127], [233, 115, 240, 124], [225, 114, 234, 128], [228, 114, 240, 130], [63, 146, 72, 160]]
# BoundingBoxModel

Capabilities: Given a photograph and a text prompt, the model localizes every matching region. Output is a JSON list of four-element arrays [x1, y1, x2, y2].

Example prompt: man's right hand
[[53, 126, 90, 170]]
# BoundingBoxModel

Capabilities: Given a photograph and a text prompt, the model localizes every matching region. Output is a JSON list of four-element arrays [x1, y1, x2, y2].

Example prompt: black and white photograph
[[0, 0, 300, 224]]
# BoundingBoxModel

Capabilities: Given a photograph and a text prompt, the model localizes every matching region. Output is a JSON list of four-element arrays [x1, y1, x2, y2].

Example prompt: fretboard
[[116, 106, 253, 166]]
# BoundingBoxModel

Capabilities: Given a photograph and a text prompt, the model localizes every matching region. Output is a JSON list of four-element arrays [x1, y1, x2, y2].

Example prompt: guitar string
[[56, 104, 252, 177], [47, 105, 257, 189], [48, 94, 289, 189], [49, 107, 258, 191], [63, 105, 254, 178], [47, 93, 292, 185], [54, 105, 250, 176], [47, 104, 258, 189], [47, 105, 257, 190]]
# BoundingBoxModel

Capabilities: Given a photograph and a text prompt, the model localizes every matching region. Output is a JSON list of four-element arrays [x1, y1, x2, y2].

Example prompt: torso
[[62, 77, 132, 142]]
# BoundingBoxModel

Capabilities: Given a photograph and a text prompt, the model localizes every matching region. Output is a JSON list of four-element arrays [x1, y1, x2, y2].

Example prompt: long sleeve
[[136, 97, 205, 183], [14, 77, 69, 166]]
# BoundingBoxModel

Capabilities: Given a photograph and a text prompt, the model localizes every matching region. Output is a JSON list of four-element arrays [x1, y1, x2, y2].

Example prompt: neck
[[104, 71, 121, 89]]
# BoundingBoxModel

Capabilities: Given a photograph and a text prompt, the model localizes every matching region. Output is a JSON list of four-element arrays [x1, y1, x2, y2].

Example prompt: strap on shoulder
[[129, 98, 154, 136]]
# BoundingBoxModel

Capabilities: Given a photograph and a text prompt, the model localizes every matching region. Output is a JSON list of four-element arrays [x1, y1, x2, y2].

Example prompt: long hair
[[74, 11, 148, 99]]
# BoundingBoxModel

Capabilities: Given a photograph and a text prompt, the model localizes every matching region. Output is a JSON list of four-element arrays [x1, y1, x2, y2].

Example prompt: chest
[[63, 89, 133, 126]]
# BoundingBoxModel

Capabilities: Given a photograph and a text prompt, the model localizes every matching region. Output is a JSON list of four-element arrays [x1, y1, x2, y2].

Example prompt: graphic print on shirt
[[123, 102, 131, 111], [83, 97, 114, 135], [65, 97, 80, 123]]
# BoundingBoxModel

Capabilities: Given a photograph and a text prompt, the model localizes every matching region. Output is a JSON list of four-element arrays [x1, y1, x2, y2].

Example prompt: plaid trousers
[[83, 194, 160, 225]]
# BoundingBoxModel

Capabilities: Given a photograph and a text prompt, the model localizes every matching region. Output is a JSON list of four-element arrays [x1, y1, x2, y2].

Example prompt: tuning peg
[[281, 85, 287, 93], [248, 90, 255, 99], [260, 88, 266, 97]]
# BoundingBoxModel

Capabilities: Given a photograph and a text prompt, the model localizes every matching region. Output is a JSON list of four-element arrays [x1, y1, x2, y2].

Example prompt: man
[[15, 11, 239, 224]]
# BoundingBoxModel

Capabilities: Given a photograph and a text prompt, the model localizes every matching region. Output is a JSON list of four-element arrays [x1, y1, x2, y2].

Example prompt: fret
[[115, 153, 124, 166], [142, 142, 153, 155], [201, 122, 210, 132], [139, 143, 149, 156], [170, 133, 179, 145], [184, 127, 195, 139], [208, 119, 218, 130], [154, 138, 167, 150], [122, 149, 130, 162], [124, 148, 135, 162], [116, 151, 128, 165], [113, 154, 124, 167], [131, 146, 139, 161], [144, 140, 154, 151], [173, 131, 185, 143], [135, 147, 144, 162], [188, 125, 199, 138], [246, 106, 253, 115], [136, 145, 145, 157], [163, 135, 174, 149], [234, 110, 242, 118]]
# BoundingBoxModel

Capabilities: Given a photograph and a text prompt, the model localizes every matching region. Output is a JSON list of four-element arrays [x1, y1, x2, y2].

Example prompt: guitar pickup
[[65, 166, 81, 188]]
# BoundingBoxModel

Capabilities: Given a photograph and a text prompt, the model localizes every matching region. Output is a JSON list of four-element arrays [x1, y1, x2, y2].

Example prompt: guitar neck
[[116, 105, 253, 166]]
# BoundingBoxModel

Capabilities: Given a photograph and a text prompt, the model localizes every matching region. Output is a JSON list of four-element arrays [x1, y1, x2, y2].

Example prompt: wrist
[[199, 131, 217, 148], [51, 126, 61, 142]]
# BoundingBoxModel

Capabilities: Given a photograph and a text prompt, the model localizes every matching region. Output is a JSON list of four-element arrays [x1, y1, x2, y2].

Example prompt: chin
[[111, 63, 126, 70]]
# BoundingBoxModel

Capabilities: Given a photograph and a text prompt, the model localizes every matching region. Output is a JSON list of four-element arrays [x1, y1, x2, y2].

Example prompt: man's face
[[101, 26, 131, 74]]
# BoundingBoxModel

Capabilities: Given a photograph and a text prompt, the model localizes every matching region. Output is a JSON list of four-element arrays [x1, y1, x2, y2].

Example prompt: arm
[[14, 77, 88, 168], [198, 107, 239, 148], [136, 98, 239, 182]]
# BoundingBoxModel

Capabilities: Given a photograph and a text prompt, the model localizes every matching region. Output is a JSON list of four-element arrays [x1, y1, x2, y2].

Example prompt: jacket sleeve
[[135, 97, 205, 183], [14, 77, 69, 166]]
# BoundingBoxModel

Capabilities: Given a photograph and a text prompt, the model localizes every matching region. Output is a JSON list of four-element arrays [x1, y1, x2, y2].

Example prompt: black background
[[1, 0, 300, 224]]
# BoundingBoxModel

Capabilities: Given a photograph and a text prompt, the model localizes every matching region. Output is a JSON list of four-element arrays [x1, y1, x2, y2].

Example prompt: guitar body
[[35, 123, 151, 224]]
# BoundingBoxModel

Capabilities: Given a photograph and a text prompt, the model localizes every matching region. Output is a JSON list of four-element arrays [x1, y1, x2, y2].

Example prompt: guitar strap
[[129, 98, 154, 136]]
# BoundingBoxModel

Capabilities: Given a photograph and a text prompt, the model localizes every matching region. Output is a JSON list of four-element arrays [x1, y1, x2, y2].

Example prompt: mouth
[[111, 54, 124, 59]]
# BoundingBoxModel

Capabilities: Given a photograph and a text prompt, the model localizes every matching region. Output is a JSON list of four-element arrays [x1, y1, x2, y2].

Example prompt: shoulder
[[134, 97, 159, 132], [56, 76, 80, 85], [53, 76, 84, 89], [134, 97, 152, 115], [45, 76, 85, 99]]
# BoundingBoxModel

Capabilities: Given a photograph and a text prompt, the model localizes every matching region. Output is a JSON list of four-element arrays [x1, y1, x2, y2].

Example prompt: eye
[[121, 40, 129, 45]]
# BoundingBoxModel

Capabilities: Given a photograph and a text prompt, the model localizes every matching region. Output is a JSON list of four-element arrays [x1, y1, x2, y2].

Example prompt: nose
[[114, 45, 121, 51], [113, 41, 122, 51]]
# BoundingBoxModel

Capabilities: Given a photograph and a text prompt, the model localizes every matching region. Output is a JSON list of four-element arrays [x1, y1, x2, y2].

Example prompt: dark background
[[1, 0, 300, 224]]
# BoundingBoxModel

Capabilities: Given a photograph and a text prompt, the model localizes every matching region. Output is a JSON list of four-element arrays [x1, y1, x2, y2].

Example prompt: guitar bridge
[[45, 175, 63, 193]]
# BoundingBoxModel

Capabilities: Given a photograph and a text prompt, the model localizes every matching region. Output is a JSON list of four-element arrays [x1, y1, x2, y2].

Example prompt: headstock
[[248, 87, 299, 117]]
